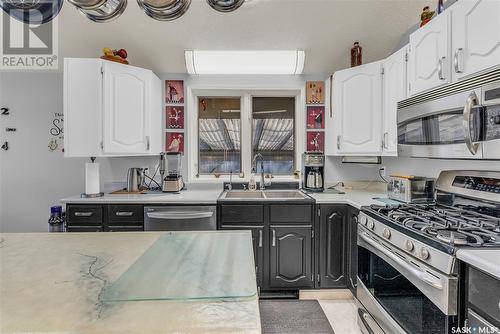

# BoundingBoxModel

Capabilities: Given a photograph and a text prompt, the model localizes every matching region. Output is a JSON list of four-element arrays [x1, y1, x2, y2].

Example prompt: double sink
[[219, 189, 312, 202]]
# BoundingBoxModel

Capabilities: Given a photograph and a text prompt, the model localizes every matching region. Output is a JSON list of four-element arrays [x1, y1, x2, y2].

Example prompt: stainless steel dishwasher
[[144, 206, 217, 231]]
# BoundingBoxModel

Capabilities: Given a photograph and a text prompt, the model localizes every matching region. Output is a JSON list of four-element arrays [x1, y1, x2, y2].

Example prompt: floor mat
[[259, 300, 335, 334]]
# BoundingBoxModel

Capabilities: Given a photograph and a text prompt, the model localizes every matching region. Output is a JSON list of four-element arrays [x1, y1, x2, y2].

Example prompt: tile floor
[[319, 299, 362, 334]]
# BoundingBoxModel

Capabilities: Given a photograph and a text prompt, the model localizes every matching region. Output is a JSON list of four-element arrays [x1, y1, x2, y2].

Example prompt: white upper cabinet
[[330, 61, 383, 156], [102, 61, 151, 154], [408, 11, 451, 96], [64, 58, 162, 157], [382, 45, 408, 156], [451, 0, 500, 80]]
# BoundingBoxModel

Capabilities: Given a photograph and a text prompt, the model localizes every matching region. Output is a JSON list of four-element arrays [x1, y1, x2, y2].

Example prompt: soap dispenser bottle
[[248, 168, 257, 191]]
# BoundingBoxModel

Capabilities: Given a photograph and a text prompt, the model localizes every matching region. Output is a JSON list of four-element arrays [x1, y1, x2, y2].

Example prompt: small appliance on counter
[[163, 152, 184, 192], [126, 167, 147, 192], [302, 152, 324, 192], [387, 174, 435, 203]]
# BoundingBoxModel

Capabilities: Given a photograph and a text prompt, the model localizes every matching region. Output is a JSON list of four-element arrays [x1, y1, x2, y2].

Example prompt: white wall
[[0, 73, 158, 232], [324, 156, 500, 183]]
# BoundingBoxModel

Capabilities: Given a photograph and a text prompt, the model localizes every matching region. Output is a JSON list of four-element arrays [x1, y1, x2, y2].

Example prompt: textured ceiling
[[58, 0, 428, 74]]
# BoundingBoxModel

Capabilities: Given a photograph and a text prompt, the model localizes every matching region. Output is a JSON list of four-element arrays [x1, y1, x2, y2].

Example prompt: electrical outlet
[[379, 166, 386, 177]]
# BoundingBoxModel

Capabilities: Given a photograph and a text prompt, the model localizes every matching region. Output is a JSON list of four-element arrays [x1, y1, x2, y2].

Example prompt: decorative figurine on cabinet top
[[100, 48, 128, 64], [420, 6, 435, 27], [350, 41, 362, 67]]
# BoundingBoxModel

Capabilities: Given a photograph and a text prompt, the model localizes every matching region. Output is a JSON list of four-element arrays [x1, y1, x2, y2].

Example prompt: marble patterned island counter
[[0, 231, 261, 333]]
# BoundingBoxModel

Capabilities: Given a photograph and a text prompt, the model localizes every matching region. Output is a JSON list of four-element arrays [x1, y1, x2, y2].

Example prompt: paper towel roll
[[85, 162, 100, 195]]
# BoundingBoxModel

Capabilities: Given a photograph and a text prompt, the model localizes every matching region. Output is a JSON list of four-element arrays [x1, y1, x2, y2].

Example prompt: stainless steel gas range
[[356, 170, 500, 334]]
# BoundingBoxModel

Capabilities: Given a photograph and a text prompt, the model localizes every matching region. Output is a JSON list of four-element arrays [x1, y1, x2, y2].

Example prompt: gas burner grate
[[367, 203, 500, 247]]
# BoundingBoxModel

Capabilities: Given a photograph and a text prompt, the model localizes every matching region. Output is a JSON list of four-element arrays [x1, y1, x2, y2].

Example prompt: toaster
[[387, 175, 435, 203]]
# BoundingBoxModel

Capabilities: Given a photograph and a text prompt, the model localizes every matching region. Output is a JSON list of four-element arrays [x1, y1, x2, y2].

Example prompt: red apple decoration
[[116, 49, 127, 59]]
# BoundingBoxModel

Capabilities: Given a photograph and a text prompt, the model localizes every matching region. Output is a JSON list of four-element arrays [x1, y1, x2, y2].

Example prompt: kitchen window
[[189, 89, 304, 181], [198, 97, 241, 175], [252, 97, 295, 175]]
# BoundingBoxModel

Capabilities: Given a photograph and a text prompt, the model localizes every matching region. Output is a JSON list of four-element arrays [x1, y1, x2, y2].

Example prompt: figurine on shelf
[[350, 41, 362, 67], [100, 47, 129, 64], [420, 6, 435, 27]]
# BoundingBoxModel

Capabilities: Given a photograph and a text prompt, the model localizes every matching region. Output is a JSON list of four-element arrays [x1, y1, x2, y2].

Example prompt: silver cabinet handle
[[337, 135, 341, 150], [258, 229, 263, 248], [146, 211, 213, 220], [272, 229, 276, 247], [383, 132, 389, 149], [359, 232, 443, 290], [146, 136, 150, 150], [454, 48, 463, 73], [115, 211, 134, 217], [463, 91, 481, 155], [438, 56, 446, 80], [74, 212, 94, 217]]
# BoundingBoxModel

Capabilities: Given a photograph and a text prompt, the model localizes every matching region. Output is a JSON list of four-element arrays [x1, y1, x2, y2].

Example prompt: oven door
[[357, 227, 458, 334], [398, 88, 484, 159]]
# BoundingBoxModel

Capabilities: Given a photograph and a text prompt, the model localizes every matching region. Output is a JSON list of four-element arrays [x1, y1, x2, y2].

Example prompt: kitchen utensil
[[206, 0, 244, 12], [1, 0, 63, 24], [68, 0, 127, 22], [137, 0, 191, 21]]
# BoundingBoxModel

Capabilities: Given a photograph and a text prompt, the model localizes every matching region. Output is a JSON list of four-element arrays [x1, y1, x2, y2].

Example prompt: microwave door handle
[[359, 232, 443, 290], [146, 211, 214, 220], [463, 92, 481, 155]]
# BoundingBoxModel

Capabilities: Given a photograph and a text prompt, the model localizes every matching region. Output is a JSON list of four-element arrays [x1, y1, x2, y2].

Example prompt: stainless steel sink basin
[[224, 191, 265, 199], [220, 190, 310, 201], [263, 190, 308, 199]]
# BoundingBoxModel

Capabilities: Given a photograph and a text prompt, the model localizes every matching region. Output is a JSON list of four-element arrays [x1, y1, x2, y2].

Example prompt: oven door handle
[[146, 211, 214, 220], [359, 232, 443, 290]]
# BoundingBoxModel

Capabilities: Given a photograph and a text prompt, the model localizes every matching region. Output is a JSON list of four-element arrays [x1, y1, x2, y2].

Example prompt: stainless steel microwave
[[397, 75, 500, 160]]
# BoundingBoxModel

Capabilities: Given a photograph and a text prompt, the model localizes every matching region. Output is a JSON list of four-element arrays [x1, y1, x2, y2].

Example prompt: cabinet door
[[452, 0, 500, 80], [220, 225, 264, 290], [319, 205, 347, 289], [102, 61, 151, 154], [332, 61, 383, 155], [347, 207, 359, 295], [383, 46, 408, 156], [408, 12, 450, 96], [269, 225, 313, 288]]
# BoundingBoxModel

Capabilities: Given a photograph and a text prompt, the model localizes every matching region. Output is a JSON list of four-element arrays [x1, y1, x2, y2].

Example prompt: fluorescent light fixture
[[185, 50, 305, 75]]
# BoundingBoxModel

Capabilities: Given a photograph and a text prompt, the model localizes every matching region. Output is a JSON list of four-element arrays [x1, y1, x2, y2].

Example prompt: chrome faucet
[[252, 153, 265, 190], [227, 170, 233, 191]]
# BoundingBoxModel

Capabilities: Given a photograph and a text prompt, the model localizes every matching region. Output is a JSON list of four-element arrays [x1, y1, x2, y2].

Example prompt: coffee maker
[[162, 152, 185, 192], [302, 152, 324, 192]]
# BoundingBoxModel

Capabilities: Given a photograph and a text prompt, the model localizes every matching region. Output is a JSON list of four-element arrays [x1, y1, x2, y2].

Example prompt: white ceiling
[[58, 0, 428, 75]]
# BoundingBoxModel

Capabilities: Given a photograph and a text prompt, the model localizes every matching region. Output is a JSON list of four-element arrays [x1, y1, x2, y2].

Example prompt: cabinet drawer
[[66, 226, 103, 232], [108, 205, 144, 223], [106, 226, 144, 232], [67, 206, 103, 225], [220, 205, 264, 223], [270, 205, 312, 223]]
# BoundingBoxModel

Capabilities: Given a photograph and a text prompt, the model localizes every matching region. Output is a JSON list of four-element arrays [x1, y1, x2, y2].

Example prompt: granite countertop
[[60, 188, 223, 205], [0, 232, 261, 333], [307, 189, 389, 209], [61, 186, 390, 209], [456, 248, 500, 280]]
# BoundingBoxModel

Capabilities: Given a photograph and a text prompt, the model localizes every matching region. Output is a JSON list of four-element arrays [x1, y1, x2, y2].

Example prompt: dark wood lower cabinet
[[347, 207, 359, 295], [318, 205, 348, 289], [269, 225, 314, 288]]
